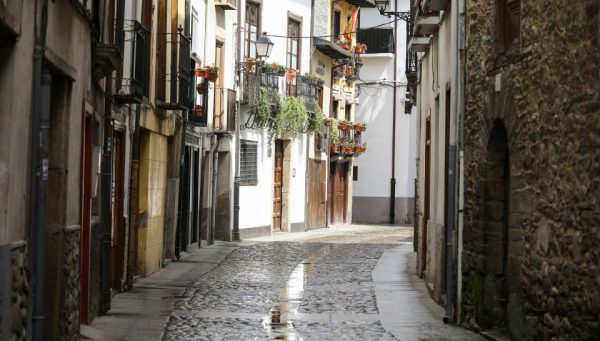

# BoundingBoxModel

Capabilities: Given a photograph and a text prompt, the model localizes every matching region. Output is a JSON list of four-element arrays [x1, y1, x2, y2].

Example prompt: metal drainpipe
[[127, 104, 142, 289], [100, 112, 113, 313], [210, 136, 220, 245], [456, 0, 466, 324], [389, 0, 399, 225], [233, 0, 242, 242], [31, 0, 50, 338]]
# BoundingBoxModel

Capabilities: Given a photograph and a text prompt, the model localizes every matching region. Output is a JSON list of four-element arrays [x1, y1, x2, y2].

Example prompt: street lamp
[[375, 0, 389, 13], [375, 0, 410, 21], [255, 32, 274, 60]]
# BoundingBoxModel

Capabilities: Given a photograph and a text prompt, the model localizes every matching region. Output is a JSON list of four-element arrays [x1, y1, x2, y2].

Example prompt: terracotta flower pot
[[205, 71, 219, 82], [331, 144, 340, 153], [196, 84, 206, 94], [195, 69, 205, 77], [286, 70, 296, 82]]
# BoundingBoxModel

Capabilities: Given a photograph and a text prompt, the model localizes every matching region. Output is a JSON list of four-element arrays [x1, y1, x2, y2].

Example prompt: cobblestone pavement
[[162, 225, 482, 340]]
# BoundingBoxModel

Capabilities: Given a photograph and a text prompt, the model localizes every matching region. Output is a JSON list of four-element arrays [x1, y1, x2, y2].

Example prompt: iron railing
[[114, 21, 150, 104], [157, 32, 192, 111]]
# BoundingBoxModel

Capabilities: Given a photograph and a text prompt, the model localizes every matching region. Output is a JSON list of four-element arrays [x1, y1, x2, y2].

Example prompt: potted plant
[[286, 68, 297, 82], [355, 43, 367, 54], [204, 65, 220, 82], [338, 119, 353, 131], [330, 138, 340, 153], [342, 139, 354, 155], [192, 104, 204, 117], [196, 82, 206, 94], [324, 117, 334, 127], [329, 118, 340, 141], [307, 100, 324, 133], [280, 96, 308, 133], [245, 57, 256, 70], [354, 122, 367, 132], [345, 66, 354, 77], [194, 68, 205, 77], [354, 142, 367, 154]]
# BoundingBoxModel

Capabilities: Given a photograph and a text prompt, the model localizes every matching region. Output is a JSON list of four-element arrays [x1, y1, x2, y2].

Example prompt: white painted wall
[[237, 0, 312, 232], [354, 1, 417, 201]]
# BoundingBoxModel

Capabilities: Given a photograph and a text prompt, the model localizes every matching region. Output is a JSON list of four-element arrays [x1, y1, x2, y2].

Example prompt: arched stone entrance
[[482, 119, 510, 328]]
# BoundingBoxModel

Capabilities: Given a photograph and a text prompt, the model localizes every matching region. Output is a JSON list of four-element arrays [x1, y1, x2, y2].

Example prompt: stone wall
[[60, 228, 80, 341], [461, 0, 600, 339], [0, 244, 29, 341]]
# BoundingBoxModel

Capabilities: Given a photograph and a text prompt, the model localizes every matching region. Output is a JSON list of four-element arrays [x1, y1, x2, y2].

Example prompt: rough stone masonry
[[461, 0, 599, 340]]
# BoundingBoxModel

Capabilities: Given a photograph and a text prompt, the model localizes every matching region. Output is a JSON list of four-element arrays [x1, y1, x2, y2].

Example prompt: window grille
[[240, 140, 258, 185]]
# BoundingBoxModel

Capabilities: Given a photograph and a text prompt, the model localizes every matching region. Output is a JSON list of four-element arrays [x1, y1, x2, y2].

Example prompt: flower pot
[[192, 105, 204, 117], [324, 118, 333, 127], [196, 84, 206, 94], [245, 58, 256, 69], [195, 69, 206, 77], [286, 70, 296, 82], [338, 122, 349, 130], [330, 144, 340, 154], [205, 71, 219, 82], [355, 46, 364, 54], [345, 67, 354, 77], [342, 44, 351, 50], [354, 124, 366, 132]]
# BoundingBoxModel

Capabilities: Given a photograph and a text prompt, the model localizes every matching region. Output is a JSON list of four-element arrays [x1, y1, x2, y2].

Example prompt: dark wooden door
[[307, 160, 327, 229], [273, 140, 283, 230], [111, 131, 126, 291], [329, 162, 347, 224]]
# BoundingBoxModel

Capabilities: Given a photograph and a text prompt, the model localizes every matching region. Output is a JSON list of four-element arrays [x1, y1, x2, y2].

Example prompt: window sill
[[360, 53, 394, 59]]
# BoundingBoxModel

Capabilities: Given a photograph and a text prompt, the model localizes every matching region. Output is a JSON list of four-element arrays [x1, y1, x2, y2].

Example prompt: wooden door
[[111, 131, 126, 291], [329, 162, 347, 224], [214, 41, 224, 130], [422, 117, 431, 275], [273, 140, 283, 230], [307, 160, 326, 229]]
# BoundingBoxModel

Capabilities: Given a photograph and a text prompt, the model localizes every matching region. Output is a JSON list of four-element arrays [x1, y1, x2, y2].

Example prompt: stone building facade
[[460, 0, 600, 339]]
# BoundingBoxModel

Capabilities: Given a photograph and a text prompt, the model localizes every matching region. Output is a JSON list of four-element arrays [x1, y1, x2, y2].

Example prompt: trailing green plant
[[280, 96, 308, 134], [329, 118, 340, 142], [253, 89, 273, 127], [307, 100, 324, 133]]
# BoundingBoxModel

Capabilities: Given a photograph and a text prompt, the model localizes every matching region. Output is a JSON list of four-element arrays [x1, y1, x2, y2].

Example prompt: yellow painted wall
[[137, 131, 168, 275], [331, 1, 358, 123]]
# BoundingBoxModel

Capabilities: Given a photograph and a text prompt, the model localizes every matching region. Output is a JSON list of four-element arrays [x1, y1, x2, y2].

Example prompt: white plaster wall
[[237, 0, 312, 232], [354, 2, 416, 201], [239, 130, 274, 229]]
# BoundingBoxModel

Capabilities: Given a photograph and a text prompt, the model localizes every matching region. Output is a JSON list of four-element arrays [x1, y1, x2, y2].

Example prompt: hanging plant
[[280, 96, 307, 134], [204, 65, 220, 82], [286, 69, 297, 82], [330, 138, 340, 153], [307, 100, 324, 133], [196, 82, 206, 94], [329, 118, 340, 142], [354, 122, 367, 132], [253, 88, 273, 128]]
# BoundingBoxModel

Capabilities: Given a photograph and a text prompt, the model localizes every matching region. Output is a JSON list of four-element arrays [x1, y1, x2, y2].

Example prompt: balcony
[[405, 51, 418, 84], [214, 0, 236, 10], [114, 21, 151, 104], [408, 36, 430, 52], [0, 0, 22, 39], [423, 0, 449, 11], [313, 37, 352, 60], [93, 44, 122, 81], [156, 33, 192, 111], [413, 14, 440, 36], [356, 28, 394, 54], [344, 0, 376, 7]]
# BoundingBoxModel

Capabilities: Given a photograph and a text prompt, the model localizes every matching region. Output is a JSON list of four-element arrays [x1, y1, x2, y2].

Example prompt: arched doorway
[[482, 119, 510, 328]]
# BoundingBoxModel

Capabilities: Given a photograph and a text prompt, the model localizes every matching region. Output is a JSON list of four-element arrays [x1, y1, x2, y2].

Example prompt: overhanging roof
[[313, 38, 352, 59], [344, 0, 376, 7]]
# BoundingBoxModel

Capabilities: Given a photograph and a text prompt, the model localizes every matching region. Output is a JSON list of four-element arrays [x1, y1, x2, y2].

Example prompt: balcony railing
[[156, 33, 192, 111], [114, 21, 150, 104]]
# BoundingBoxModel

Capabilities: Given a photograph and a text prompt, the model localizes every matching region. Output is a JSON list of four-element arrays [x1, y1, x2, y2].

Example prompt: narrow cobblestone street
[[141, 225, 482, 340]]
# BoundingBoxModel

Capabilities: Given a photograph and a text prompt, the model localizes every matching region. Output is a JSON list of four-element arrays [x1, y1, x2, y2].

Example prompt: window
[[357, 28, 394, 54], [240, 140, 258, 185], [496, 0, 520, 54], [345, 103, 352, 121], [245, 2, 260, 59], [287, 20, 300, 70], [333, 10, 341, 40]]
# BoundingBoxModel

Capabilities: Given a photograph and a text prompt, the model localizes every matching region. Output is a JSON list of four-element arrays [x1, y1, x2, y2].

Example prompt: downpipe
[[31, 0, 51, 338], [233, 0, 243, 242], [100, 114, 113, 313], [389, 0, 399, 225], [210, 135, 220, 245]]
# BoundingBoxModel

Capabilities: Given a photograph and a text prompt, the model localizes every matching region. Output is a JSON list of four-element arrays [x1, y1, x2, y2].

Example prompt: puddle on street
[[262, 245, 335, 340]]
